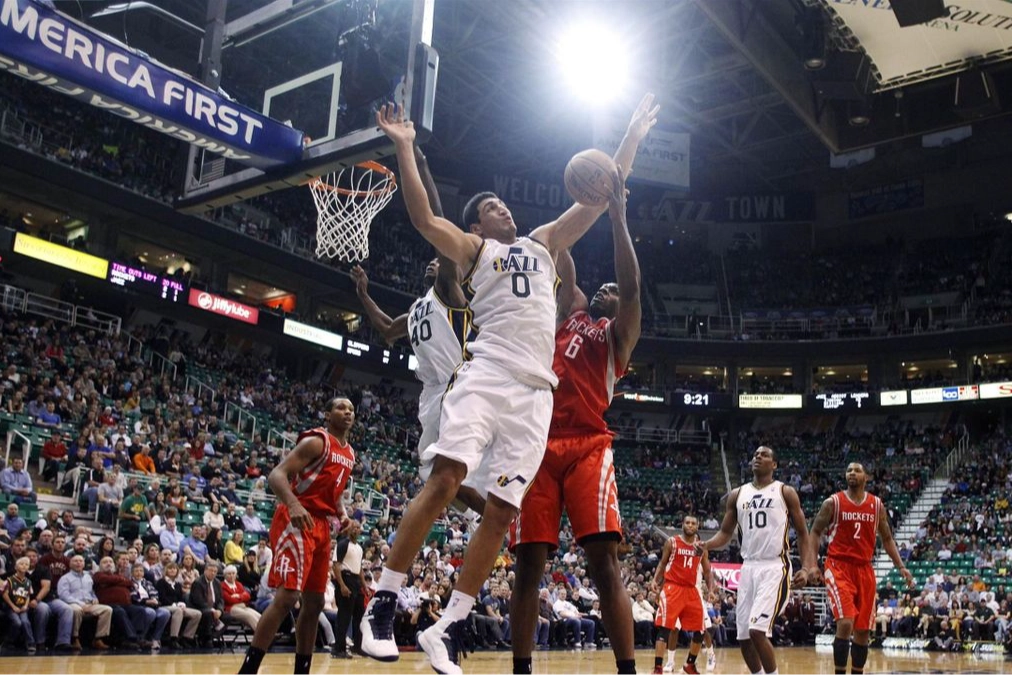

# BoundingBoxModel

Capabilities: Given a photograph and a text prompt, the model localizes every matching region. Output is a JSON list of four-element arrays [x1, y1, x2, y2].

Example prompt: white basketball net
[[309, 163, 397, 262]]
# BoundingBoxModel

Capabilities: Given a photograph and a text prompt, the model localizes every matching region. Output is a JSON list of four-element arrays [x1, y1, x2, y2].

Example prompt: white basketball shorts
[[418, 382, 481, 495], [736, 559, 791, 640], [420, 357, 553, 509]]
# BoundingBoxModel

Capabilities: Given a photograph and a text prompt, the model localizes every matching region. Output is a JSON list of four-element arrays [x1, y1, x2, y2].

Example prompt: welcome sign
[[0, 0, 305, 167]]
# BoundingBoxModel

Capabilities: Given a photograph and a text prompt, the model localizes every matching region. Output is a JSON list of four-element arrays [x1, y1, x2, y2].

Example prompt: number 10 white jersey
[[736, 480, 790, 562], [461, 236, 559, 389]]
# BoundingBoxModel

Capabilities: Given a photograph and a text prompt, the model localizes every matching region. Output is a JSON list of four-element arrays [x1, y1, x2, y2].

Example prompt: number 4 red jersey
[[663, 535, 702, 587], [290, 427, 355, 517], [826, 491, 881, 564], [550, 310, 624, 438]]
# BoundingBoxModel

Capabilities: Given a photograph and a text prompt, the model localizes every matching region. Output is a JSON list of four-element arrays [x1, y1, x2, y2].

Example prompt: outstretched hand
[[626, 93, 660, 144], [376, 103, 416, 146], [351, 265, 369, 297]]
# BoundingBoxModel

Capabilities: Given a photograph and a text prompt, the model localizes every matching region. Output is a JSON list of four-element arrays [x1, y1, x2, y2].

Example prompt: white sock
[[376, 569, 406, 595], [667, 649, 677, 663], [437, 590, 475, 626]]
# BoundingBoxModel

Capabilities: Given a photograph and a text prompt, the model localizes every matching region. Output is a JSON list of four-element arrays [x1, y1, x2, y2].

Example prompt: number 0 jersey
[[826, 491, 881, 564], [290, 427, 355, 517], [462, 237, 559, 389], [736, 480, 790, 562], [407, 287, 468, 387], [550, 310, 623, 437], [663, 535, 703, 587]]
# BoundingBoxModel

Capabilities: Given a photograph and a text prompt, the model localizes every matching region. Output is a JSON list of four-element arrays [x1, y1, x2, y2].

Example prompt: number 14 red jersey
[[826, 491, 881, 564], [290, 427, 355, 517], [663, 535, 702, 587], [550, 311, 624, 438]]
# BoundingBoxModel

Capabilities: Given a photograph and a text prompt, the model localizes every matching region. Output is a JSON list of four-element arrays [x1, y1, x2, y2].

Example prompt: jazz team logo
[[492, 247, 541, 274]]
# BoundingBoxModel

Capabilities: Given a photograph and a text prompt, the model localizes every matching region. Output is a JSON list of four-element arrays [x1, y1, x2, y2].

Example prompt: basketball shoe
[[360, 591, 399, 661], [705, 647, 716, 672], [418, 619, 467, 675]]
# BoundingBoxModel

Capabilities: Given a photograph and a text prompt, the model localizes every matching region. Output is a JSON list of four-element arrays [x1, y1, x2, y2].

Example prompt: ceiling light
[[556, 23, 629, 104]]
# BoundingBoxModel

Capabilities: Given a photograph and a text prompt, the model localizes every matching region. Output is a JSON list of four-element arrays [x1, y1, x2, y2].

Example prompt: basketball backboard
[[175, 0, 435, 213]]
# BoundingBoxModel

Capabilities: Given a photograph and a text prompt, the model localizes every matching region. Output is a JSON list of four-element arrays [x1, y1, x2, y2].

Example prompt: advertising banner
[[13, 233, 108, 278], [823, 0, 1012, 89], [711, 563, 742, 592], [283, 318, 343, 351], [880, 390, 909, 407], [0, 0, 305, 167], [188, 289, 259, 325], [738, 394, 804, 409], [594, 116, 690, 190], [979, 381, 1012, 399]]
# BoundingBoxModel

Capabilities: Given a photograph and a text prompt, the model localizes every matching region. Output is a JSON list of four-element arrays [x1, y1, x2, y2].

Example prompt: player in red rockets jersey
[[239, 398, 356, 675], [651, 516, 714, 675], [511, 96, 658, 675], [809, 462, 913, 675]]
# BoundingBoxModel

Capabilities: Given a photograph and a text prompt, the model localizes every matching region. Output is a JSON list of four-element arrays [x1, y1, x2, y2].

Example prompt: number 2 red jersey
[[663, 535, 702, 587], [550, 310, 623, 438], [826, 491, 880, 564], [290, 427, 355, 517]]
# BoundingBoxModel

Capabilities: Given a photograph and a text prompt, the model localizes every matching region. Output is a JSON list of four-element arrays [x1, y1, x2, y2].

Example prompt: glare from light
[[557, 24, 629, 104]]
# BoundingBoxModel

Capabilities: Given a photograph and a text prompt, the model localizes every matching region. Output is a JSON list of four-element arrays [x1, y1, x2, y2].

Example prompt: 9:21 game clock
[[683, 393, 710, 407], [675, 392, 731, 409]]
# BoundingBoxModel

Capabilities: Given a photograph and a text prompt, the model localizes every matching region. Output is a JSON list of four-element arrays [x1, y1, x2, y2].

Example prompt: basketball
[[564, 149, 617, 207]]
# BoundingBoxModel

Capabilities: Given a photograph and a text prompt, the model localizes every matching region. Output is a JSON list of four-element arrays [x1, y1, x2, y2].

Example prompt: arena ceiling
[[49, 0, 1012, 194]]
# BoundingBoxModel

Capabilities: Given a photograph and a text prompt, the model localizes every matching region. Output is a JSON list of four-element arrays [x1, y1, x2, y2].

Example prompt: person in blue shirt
[[1, 458, 36, 504], [179, 524, 210, 566], [5, 503, 29, 537], [37, 401, 62, 427]]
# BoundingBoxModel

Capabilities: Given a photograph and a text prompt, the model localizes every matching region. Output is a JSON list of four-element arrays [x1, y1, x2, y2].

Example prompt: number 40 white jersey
[[736, 480, 790, 562], [406, 287, 468, 388], [462, 236, 559, 389]]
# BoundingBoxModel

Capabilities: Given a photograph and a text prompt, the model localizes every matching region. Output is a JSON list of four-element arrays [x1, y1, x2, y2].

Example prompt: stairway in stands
[[872, 477, 949, 583]]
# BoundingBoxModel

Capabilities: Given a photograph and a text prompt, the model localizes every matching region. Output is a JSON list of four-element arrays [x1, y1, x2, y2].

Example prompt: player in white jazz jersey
[[350, 144, 484, 517], [363, 100, 651, 675], [698, 447, 817, 675]]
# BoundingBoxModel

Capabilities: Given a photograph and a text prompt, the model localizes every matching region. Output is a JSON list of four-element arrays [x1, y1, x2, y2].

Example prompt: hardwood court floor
[[0, 646, 1008, 674]]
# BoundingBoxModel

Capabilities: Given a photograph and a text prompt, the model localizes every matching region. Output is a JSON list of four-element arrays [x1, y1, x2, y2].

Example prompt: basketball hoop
[[309, 161, 397, 262]]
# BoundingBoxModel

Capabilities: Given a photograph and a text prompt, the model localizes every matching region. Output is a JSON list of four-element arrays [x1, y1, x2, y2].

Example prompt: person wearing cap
[[238, 549, 262, 596]]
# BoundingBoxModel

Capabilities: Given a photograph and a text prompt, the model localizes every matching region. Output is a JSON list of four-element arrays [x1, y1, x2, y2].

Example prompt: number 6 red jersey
[[290, 427, 355, 517], [550, 310, 624, 437], [826, 491, 881, 564]]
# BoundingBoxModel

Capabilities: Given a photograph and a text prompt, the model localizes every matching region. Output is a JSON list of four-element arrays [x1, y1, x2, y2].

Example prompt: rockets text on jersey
[[826, 491, 881, 564], [461, 237, 559, 388], [550, 311, 622, 437], [407, 287, 469, 387], [290, 427, 355, 517], [663, 535, 703, 587]]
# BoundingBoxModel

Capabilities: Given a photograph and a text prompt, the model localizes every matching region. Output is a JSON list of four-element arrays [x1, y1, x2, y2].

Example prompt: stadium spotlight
[[847, 99, 871, 127], [799, 6, 827, 71], [556, 23, 629, 103]]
